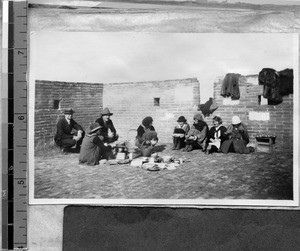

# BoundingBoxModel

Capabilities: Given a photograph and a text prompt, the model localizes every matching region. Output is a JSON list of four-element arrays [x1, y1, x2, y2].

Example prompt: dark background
[[63, 206, 300, 250]]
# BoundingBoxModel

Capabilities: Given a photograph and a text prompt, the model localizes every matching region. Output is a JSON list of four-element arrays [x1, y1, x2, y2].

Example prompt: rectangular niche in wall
[[53, 99, 60, 109], [154, 97, 160, 106]]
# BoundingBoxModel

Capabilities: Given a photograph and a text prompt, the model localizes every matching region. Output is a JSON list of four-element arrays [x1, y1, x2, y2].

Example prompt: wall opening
[[154, 97, 160, 106], [53, 99, 60, 109]]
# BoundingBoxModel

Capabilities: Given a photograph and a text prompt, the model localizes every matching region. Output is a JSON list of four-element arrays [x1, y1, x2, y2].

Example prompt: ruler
[[2, 1, 28, 250]]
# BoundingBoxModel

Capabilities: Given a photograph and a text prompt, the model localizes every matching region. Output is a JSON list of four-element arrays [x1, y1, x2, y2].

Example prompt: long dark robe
[[221, 123, 251, 154]]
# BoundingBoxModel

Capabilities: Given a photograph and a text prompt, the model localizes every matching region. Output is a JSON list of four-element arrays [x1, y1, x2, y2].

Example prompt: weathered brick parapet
[[213, 75, 293, 152], [103, 78, 200, 143], [35, 80, 104, 150]]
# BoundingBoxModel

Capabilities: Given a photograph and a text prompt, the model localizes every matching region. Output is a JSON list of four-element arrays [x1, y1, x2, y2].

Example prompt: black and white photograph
[[28, 1, 299, 207], [29, 31, 298, 206]]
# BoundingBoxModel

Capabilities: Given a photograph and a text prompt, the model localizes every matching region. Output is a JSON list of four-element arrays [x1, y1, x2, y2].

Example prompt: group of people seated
[[171, 113, 255, 155], [54, 107, 119, 165], [54, 107, 254, 166]]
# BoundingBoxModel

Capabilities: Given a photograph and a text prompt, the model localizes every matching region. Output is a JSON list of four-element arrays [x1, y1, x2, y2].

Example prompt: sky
[[30, 32, 296, 102]]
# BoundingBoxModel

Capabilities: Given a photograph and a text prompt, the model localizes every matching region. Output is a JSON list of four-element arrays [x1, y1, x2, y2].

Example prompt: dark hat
[[177, 116, 187, 123], [101, 107, 113, 116], [89, 122, 101, 133], [142, 116, 153, 127], [64, 108, 75, 115]]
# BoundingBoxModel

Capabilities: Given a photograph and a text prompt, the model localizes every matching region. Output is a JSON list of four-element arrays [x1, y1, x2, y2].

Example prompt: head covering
[[177, 116, 187, 123], [232, 115, 241, 125], [193, 113, 204, 121], [64, 108, 75, 115], [142, 116, 153, 128], [212, 115, 222, 125], [101, 107, 113, 116], [89, 123, 101, 133]]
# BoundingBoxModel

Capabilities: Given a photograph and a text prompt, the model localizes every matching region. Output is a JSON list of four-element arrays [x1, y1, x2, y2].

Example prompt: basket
[[125, 129, 138, 153]]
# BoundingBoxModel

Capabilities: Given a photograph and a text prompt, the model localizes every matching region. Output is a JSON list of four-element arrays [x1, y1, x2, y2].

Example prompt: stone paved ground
[[34, 144, 293, 200]]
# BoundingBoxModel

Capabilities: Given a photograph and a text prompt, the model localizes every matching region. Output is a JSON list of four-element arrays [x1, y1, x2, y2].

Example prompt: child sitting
[[172, 116, 190, 150]]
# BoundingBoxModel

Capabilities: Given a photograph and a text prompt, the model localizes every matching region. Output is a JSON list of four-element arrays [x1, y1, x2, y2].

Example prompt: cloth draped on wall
[[278, 68, 293, 96], [220, 73, 241, 100], [258, 68, 282, 104], [198, 97, 219, 117]]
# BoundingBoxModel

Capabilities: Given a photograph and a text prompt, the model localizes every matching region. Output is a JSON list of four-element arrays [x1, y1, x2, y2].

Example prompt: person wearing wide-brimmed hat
[[183, 112, 208, 152], [79, 123, 108, 165], [220, 115, 254, 154], [135, 116, 158, 157], [54, 108, 85, 153], [95, 107, 119, 144], [172, 116, 190, 150]]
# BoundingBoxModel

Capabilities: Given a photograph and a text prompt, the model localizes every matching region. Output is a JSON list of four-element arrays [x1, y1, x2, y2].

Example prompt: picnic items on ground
[[130, 154, 185, 171]]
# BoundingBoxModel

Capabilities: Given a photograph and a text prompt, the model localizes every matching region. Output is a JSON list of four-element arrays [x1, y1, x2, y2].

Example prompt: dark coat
[[95, 117, 118, 143], [259, 68, 283, 103], [221, 123, 251, 154], [186, 120, 208, 149], [54, 117, 83, 144], [135, 125, 158, 157], [278, 68, 293, 96], [79, 134, 106, 166], [136, 125, 157, 146], [221, 73, 241, 100], [207, 125, 228, 145]]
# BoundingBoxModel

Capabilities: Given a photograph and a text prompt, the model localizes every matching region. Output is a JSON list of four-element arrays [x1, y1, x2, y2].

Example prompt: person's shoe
[[249, 146, 255, 153], [60, 148, 70, 155]]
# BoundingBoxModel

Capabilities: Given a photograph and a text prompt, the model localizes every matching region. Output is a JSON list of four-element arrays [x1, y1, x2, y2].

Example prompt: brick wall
[[213, 75, 293, 152], [103, 78, 200, 143], [35, 80, 103, 149]]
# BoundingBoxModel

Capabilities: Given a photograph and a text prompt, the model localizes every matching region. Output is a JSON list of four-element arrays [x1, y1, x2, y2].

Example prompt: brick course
[[35, 80, 103, 149], [103, 78, 200, 143], [212, 75, 293, 152]]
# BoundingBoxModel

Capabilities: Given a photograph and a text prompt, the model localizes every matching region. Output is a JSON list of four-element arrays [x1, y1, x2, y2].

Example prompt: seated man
[[95, 107, 119, 159], [54, 108, 84, 153]]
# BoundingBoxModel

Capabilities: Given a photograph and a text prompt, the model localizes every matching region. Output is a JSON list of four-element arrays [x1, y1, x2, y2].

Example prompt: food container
[[162, 156, 173, 163]]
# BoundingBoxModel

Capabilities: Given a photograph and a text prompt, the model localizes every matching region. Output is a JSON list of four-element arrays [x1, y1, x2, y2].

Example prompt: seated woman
[[205, 115, 227, 154], [172, 116, 190, 150], [135, 116, 158, 157], [220, 116, 255, 154], [79, 123, 108, 165], [183, 113, 208, 152]]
